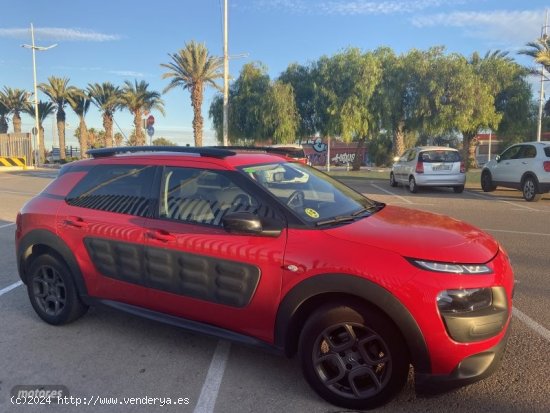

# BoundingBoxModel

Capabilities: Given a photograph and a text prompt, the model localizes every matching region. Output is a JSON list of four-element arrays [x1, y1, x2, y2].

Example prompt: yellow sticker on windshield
[[305, 208, 319, 219]]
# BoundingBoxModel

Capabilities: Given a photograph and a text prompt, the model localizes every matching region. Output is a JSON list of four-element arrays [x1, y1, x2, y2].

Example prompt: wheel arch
[[520, 171, 539, 186], [17, 229, 88, 298], [274, 274, 431, 374]]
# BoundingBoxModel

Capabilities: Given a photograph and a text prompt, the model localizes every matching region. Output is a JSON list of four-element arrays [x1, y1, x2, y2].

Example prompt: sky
[[0, 0, 548, 149]]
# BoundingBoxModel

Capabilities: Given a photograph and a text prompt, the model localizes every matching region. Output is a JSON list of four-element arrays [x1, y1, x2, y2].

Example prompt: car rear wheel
[[27, 254, 88, 325], [408, 177, 418, 193], [389, 173, 398, 187], [453, 185, 464, 193], [481, 171, 496, 192], [522, 176, 542, 202], [299, 303, 409, 410]]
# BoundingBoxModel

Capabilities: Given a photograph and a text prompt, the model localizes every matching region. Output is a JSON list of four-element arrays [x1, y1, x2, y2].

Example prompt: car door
[[57, 162, 157, 306], [491, 145, 523, 184], [394, 150, 411, 183], [142, 166, 287, 343]]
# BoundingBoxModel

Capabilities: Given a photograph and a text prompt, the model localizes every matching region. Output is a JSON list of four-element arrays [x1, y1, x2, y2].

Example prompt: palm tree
[[0, 87, 27, 133], [161, 41, 223, 146], [519, 37, 550, 72], [121, 80, 165, 146], [23, 101, 55, 162], [0, 100, 9, 133], [67, 89, 91, 158], [39, 77, 77, 160], [87, 82, 123, 148]]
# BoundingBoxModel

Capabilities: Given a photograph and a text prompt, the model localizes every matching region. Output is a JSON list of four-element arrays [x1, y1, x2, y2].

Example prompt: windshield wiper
[[315, 203, 385, 227]]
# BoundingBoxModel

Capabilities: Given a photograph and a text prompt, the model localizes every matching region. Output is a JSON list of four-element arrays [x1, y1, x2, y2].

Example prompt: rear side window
[[66, 164, 156, 217], [544, 146, 550, 157], [419, 150, 460, 162]]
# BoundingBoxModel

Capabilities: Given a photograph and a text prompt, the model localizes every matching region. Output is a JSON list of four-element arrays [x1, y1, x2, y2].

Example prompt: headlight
[[437, 288, 493, 313], [412, 260, 492, 274]]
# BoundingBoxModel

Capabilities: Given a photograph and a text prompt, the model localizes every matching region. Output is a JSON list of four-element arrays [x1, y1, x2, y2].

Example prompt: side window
[[407, 150, 417, 162], [499, 146, 521, 161], [159, 167, 270, 226], [520, 145, 537, 159], [66, 164, 156, 217], [399, 150, 409, 162]]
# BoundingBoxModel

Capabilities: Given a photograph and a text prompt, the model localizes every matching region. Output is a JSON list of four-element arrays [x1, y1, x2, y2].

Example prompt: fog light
[[437, 288, 492, 313]]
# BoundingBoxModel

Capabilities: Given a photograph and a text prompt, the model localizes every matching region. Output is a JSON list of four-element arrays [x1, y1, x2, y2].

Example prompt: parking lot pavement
[[1, 171, 550, 413]]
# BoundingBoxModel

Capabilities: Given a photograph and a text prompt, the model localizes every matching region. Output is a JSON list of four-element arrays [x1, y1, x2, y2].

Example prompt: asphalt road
[[0, 169, 549, 413]]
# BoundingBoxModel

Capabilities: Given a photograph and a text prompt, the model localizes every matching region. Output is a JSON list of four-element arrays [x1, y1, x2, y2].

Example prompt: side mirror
[[495, 155, 501, 162], [393, 156, 400, 163], [222, 212, 282, 237]]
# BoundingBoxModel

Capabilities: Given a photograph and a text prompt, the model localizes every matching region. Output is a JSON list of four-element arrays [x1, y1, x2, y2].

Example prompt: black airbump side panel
[[84, 237, 260, 307]]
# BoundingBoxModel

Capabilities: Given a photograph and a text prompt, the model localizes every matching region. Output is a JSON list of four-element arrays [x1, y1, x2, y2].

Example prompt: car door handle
[[521, 161, 528, 165], [65, 216, 88, 228], [146, 229, 175, 242]]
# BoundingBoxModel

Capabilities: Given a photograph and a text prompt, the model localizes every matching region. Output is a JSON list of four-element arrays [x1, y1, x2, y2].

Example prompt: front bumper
[[415, 325, 510, 394]]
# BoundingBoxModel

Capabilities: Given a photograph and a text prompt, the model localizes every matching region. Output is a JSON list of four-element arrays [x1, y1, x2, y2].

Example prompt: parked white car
[[481, 141, 550, 202], [390, 146, 466, 193]]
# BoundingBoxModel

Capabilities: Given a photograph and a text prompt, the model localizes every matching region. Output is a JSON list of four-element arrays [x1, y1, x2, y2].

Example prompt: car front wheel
[[299, 303, 409, 410], [522, 176, 542, 202], [481, 171, 496, 192], [390, 173, 398, 187], [27, 254, 88, 325]]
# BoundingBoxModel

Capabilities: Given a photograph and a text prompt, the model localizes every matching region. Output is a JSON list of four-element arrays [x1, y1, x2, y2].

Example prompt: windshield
[[239, 162, 381, 225]]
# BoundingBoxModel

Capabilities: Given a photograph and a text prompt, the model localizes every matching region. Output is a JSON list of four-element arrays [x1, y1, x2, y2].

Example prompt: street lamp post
[[21, 23, 57, 167]]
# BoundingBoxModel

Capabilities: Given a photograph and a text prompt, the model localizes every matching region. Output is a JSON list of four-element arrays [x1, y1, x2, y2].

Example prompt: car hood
[[325, 205, 498, 263]]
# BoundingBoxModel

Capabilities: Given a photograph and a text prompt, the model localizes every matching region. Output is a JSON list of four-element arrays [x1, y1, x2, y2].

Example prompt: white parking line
[[483, 228, 550, 237], [0, 190, 38, 196], [193, 340, 231, 413], [466, 191, 539, 211], [0, 280, 23, 296], [371, 183, 413, 204], [0, 223, 15, 230], [513, 307, 550, 343]]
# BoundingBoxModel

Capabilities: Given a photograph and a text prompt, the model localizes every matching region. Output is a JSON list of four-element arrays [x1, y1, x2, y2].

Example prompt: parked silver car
[[481, 141, 550, 202], [390, 146, 466, 193]]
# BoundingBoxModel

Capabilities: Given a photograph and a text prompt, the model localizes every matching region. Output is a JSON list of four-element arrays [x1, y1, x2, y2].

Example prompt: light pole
[[21, 23, 57, 167], [537, 10, 549, 142]]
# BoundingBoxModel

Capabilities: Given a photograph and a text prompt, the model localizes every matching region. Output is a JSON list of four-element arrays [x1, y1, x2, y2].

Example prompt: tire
[[408, 177, 418, 193], [298, 303, 409, 410], [389, 173, 398, 187], [522, 176, 542, 202], [481, 171, 496, 192], [27, 254, 88, 325], [453, 185, 464, 194]]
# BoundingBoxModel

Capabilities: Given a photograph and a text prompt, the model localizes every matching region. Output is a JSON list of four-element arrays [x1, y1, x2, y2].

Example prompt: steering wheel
[[231, 194, 251, 210], [287, 190, 305, 209]]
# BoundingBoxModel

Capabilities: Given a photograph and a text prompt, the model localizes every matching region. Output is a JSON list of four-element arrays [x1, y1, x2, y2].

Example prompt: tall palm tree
[[39, 76, 77, 160], [161, 41, 223, 146], [67, 89, 91, 158], [87, 82, 123, 148], [0, 99, 9, 133], [519, 37, 550, 71], [23, 101, 55, 162], [121, 80, 165, 146], [0, 87, 27, 133]]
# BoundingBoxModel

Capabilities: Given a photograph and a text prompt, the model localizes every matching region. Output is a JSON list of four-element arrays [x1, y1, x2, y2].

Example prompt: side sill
[[94, 298, 284, 356]]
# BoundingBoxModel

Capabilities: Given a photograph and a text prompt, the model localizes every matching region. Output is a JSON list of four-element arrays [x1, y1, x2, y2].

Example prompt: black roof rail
[[207, 145, 302, 156], [87, 146, 236, 159]]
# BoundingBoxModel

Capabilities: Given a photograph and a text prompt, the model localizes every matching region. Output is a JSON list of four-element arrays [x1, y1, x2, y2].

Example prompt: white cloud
[[108, 70, 146, 77], [0, 27, 120, 42], [411, 10, 543, 46], [249, 0, 468, 15]]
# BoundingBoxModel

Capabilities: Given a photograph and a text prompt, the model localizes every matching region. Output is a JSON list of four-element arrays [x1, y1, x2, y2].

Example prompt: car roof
[[83, 146, 289, 169], [415, 146, 459, 151]]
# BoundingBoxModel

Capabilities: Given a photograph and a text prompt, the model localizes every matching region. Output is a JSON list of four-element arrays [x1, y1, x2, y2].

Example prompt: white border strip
[[0, 223, 15, 230], [0, 280, 23, 296], [483, 228, 550, 237], [513, 307, 550, 343], [193, 340, 231, 413], [371, 183, 413, 204]]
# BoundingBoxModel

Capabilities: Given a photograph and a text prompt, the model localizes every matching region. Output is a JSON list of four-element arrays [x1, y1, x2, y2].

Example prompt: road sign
[[147, 126, 155, 137], [146, 115, 155, 127]]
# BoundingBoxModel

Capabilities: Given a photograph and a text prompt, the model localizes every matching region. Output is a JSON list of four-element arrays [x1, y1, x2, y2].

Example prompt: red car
[[16, 146, 514, 409]]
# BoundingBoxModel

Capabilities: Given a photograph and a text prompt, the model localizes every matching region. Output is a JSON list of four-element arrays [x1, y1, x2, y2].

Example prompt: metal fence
[[0, 133, 32, 166]]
